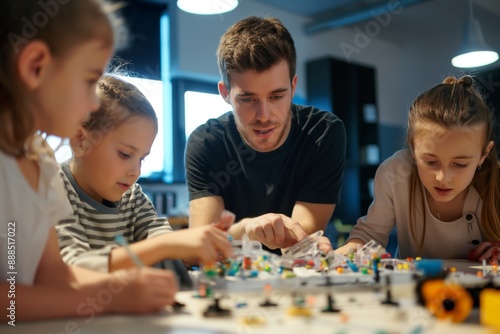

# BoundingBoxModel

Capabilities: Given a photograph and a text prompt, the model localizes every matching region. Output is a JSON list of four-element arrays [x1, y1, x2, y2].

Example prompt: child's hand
[[334, 240, 364, 256], [318, 236, 333, 253], [468, 241, 500, 262], [108, 267, 178, 314], [212, 210, 236, 231], [168, 225, 234, 264]]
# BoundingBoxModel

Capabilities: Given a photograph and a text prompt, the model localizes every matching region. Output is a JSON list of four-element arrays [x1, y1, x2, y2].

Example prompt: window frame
[[170, 78, 220, 183]]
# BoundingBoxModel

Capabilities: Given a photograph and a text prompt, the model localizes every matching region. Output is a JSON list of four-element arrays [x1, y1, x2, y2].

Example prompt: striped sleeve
[[124, 184, 173, 241], [57, 217, 114, 272]]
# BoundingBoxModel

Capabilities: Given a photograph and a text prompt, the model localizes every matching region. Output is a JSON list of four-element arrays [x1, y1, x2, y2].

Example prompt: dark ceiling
[[252, 0, 500, 39]]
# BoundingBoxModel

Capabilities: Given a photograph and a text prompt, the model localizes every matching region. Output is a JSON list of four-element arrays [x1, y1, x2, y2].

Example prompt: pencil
[[115, 235, 145, 267]]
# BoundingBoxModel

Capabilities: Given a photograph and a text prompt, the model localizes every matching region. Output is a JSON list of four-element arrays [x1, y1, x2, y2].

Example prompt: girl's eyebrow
[[119, 143, 138, 151], [421, 152, 474, 159], [120, 143, 151, 156]]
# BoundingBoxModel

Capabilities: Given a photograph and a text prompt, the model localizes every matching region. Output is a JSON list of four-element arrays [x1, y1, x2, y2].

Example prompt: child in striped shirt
[[56, 75, 233, 276]]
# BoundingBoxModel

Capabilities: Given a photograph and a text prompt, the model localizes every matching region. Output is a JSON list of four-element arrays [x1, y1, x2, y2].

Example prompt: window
[[117, 76, 165, 177], [184, 91, 229, 139], [170, 79, 230, 182]]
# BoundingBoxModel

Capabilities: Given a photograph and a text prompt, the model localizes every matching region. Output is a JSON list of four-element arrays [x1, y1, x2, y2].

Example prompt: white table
[[4, 259, 497, 334]]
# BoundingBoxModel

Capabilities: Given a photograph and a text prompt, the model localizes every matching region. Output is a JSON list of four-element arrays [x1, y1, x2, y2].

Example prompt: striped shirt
[[56, 163, 173, 272]]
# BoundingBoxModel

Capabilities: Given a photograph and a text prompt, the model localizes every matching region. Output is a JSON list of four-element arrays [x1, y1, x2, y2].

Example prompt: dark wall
[[114, 1, 167, 79]]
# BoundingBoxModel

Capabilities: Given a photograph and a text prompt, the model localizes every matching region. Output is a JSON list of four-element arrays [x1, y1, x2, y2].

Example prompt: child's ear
[[479, 140, 494, 165], [70, 128, 91, 157], [17, 41, 52, 90]]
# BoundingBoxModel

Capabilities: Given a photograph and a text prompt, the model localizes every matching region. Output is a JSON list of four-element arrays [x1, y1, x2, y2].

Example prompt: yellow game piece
[[449, 267, 457, 273], [281, 270, 296, 279], [480, 289, 500, 329], [239, 315, 266, 326], [287, 306, 313, 317], [336, 266, 344, 274]]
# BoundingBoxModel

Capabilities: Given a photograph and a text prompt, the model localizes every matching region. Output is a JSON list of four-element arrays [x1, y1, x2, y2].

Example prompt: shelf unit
[[306, 56, 380, 225]]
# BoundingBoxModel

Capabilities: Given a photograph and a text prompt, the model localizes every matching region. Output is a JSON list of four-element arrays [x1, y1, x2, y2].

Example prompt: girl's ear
[[70, 128, 91, 157], [17, 41, 52, 90], [479, 140, 494, 165]]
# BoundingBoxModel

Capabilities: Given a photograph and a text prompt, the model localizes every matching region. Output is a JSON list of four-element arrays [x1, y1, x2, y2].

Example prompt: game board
[[188, 231, 500, 331], [7, 234, 500, 334]]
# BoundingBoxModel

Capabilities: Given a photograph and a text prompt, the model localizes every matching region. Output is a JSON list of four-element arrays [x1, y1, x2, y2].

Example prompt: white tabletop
[[3, 259, 496, 334]]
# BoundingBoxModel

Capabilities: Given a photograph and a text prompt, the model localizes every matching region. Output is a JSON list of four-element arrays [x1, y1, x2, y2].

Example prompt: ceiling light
[[451, 0, 498, 68], [177, 0, 238, 15]]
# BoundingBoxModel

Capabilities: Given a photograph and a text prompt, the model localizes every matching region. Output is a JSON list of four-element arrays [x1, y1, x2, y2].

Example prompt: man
[[185, 16, 346, 254]]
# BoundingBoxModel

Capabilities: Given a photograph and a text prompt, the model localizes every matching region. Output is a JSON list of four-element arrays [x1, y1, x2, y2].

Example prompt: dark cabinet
[[306, 57, 380, 225]]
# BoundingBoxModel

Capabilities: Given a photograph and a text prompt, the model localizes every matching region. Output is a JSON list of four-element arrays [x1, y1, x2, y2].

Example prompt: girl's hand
[[109, 267, 178, 314], [318, 236, 333, 254], [468, 241, 500, 262]]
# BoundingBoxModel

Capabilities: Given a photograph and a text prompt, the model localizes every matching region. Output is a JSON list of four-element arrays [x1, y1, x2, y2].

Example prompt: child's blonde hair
[[75, 74, 158, 153], [0, 0, 127, 157], [407, 75, 500, 249]]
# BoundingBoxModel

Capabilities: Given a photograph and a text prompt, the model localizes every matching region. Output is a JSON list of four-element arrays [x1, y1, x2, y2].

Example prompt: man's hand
[[240, 213, 308, 250]]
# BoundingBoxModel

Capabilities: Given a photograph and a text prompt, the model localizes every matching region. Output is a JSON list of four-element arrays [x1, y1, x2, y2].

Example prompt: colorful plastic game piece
[[322, 292, 340, 313], [282, 230, 323, 258], [259, 283, 278, 307], [420, 279, 473, 323], [239, 315, 266, 326], [203, 297, 231, 318], [380, 275, 399, 306], [480, 289, 500, 329], [286, 292, 313, 317]]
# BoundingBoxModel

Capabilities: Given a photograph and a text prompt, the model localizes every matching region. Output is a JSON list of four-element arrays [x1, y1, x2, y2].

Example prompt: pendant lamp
[[451, 0, 498, 68], [177, 0, 238, 15]]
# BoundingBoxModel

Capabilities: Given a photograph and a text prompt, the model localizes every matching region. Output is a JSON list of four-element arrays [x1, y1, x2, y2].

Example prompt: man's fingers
[[287, 220, 308, 241]]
